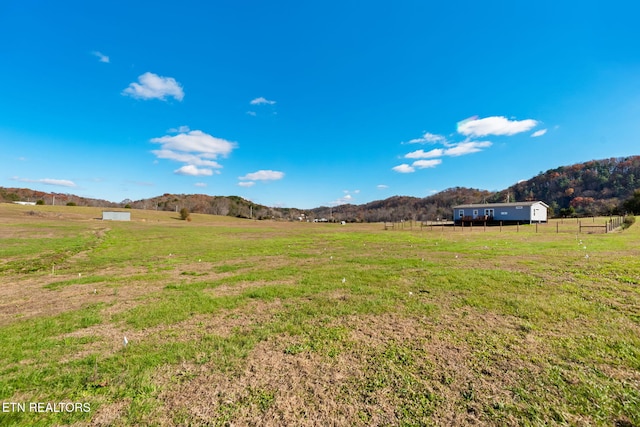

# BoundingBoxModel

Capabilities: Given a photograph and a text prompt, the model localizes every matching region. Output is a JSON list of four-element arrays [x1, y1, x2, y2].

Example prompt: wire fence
[[384, 216, 628, 234]]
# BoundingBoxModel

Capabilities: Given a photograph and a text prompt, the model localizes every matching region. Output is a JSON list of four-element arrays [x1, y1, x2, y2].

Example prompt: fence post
[[536, 223, 538, 233], [500, 221, 502, 232], [556, 222, 559, 234]]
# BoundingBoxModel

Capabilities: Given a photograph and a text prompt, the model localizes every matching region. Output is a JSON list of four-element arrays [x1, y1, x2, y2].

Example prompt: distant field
[[0, 203, 639, 426]]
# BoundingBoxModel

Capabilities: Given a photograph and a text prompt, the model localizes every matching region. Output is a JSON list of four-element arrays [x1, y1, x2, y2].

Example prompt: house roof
[[452, 201, 549, 209]]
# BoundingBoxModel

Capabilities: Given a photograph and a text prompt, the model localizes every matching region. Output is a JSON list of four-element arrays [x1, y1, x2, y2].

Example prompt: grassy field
[[0, 203, 639, 426]]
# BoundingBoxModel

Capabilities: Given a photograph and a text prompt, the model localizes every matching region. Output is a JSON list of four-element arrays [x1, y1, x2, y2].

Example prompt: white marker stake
[[123, 336, 129, 367]]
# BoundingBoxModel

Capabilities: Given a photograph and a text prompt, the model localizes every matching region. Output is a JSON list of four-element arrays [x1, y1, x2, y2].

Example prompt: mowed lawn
[[0, 204, 639, 426]]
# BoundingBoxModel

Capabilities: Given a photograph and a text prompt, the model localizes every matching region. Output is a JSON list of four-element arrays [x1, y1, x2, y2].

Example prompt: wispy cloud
[[392, 164, 415, 173], [238, 170, 285, 181], [405, 148, 444, 159], [405, 132, 446, 144], [151, 129, 236, 176], [123, 72, 184, 101], [12, 176, 77, 187], [330, 189, 360, 206], [194, 182, 207, 187], [405, 143, 492, 159], [238, 181, 255, 187], [393, 159, 442, 174], [91, 51, 110, 63], [330, 194, 353, 206], [443, 141, 492, 156], [397, 114, 535, 173], [250, 97, 276, 105], [168, 125, 190, 133], [412, 159, 442, 169], [377, 184, 389, 190], [531, 129, 547, 137], [457, 116, 538, 137]]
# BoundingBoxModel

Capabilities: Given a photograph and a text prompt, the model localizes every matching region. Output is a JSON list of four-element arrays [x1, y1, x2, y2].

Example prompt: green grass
[[1, 206, 639, 425]]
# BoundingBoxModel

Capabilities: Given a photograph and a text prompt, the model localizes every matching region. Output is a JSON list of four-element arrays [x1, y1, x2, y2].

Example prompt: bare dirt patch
[[148, 309, 552, 426]]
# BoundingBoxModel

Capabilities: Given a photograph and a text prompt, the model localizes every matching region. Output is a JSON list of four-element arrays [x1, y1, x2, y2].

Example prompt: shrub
[[179, 207, 190, 221], [36, 200, 45, 205], [623, 215, 635, 229]]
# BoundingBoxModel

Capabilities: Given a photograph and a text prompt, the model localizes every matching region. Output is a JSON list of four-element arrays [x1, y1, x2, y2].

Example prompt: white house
[[453, 201, 549, 224]]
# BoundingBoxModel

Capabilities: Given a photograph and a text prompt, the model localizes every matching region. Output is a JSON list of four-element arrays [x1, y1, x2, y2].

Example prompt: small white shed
[[102, 211, 131, 221]]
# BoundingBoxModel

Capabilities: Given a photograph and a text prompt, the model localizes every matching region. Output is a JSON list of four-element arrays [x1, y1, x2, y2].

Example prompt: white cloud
[[531, 129, 547, 137], [194, 182, 207, 187], [246, 111, 257, 116], [403, 141, 490, 161], [91, 51, 109, 63], [392, 164, 415, 173], [151, 130, 236, 176], [174, 165, 213, 176], [412, 159, 442, 169], [151, 131, 235, 157], [406, 132, 446, 144], [238, 181, 256, 187], [377, 184, 389, 190], [238, 170, 285, 181], [250, 97, 276, 105], [330, 193, 354, 205], [123, 72, 184, 101], [151, 149, 223, 168], [443, 141, 492, 156], [12, 176, 77, 187], [405, 148, 444, 159], [457, 116, 538, 137]]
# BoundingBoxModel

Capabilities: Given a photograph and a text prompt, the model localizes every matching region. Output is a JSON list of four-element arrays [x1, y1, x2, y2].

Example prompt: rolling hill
[[2, 156, 639, 221]]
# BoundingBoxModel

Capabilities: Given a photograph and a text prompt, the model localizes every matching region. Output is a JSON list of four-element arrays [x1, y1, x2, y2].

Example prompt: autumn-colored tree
[[623, 190, 640, 214]]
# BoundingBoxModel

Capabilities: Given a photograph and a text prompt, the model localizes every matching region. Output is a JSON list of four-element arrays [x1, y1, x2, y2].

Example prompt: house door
[[484, 208, 494, 218]]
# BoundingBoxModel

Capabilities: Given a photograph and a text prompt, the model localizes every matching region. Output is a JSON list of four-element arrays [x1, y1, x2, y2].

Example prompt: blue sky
[[1, 1, 639, 209]]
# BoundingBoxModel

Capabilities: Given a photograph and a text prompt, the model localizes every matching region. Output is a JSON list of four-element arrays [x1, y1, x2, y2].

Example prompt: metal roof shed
[[102, 211, 131, 221]]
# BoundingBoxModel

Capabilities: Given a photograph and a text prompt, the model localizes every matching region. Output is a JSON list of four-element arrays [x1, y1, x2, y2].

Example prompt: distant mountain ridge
[[2, 156, 639, 221]]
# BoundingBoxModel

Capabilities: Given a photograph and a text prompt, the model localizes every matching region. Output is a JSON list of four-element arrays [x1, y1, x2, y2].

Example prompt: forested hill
[[309, 187, 494, 222], [497, 156, 640, 216], [2, 156, 639, 220]]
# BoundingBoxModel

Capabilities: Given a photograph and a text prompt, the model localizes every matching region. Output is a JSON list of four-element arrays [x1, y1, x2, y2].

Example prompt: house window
[[473, 210, 478, 216], [501, 211, 508, 215], [484, 208, 494, 217], [515, 206, 523, 209], [458, 210, 464, 218]]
